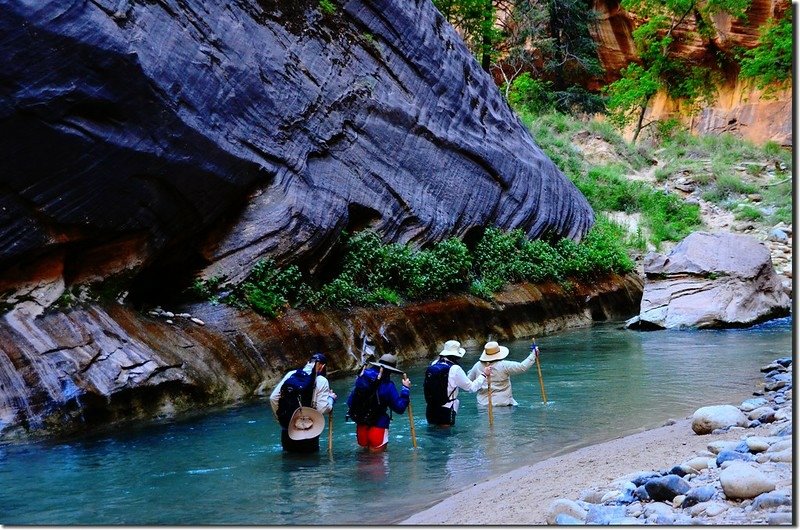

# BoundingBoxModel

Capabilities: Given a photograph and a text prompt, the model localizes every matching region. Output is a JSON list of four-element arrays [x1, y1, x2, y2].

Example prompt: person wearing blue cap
[[270, 352, 337, 453]]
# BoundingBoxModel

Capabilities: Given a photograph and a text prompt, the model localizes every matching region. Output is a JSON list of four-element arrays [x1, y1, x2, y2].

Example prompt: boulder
[[629, 233, 790, 329], [643, 475, 691, 502], [750, 491, 792, 510], [740, 397, 768, 411], [719, 462, 776, 499], [546, 499, 587, 525], [716, 450, 755, 466], [680, 485, 717, 508], [692, 405, 749, 434]]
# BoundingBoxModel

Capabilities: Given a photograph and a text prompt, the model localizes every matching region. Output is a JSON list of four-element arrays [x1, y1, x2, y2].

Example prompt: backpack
[[347, 368, 384, 425], [276, 368, 316, 428], [423, 359, 455, 407]]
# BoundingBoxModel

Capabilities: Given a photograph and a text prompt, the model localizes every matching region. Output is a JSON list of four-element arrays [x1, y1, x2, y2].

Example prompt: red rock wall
[[590, 0, 792, 145]]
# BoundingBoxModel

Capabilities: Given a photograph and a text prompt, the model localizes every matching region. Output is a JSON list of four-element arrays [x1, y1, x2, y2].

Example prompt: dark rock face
[[0, 0, 593, 288], [627, 232, 790, 329], [0, 273, 641, 441]]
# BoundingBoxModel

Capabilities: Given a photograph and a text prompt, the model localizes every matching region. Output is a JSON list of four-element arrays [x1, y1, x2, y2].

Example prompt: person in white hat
[[423, 339, 488, 426], [467, 341, 538, 406], [270, 352, 337, 453]]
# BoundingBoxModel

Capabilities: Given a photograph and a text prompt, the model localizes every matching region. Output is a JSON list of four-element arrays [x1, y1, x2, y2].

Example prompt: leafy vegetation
[[319, 0, 336, 15], [738, 10, 792, 91], [604, 0, 750, 142], [195, 221, 634, 316]]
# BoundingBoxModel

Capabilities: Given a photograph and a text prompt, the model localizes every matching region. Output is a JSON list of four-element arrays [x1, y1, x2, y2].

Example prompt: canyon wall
[[591, 0, 792, 146], [0, 0, 594, 306]]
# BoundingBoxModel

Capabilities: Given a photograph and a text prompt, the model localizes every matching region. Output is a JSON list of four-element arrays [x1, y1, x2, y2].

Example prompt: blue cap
[[310, 352, 327, 364]]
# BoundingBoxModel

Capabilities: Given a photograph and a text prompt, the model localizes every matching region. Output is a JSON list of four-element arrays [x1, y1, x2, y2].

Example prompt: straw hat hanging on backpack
[[270, 352, 337, 454]]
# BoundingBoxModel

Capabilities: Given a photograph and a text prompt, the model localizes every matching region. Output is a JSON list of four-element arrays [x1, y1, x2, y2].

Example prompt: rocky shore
[[402, 357, 793, 525]]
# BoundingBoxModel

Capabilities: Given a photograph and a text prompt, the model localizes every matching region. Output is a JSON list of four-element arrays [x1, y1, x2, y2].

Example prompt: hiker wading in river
[[467, 341, 537, 406], [346, 353, 411, 452], [423, 340, 487, 426], [270, 353, 337, 453]]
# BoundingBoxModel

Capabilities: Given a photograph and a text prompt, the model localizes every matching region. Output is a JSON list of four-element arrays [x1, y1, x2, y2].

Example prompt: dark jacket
[[346, 366, 410, 428]]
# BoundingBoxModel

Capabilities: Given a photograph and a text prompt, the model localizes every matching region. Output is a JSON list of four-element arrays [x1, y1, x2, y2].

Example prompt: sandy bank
[[401, 417, 780, 525]]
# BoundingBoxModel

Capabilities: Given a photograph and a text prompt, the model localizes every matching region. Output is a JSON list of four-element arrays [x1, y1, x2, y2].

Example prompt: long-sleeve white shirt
[[270, 362, 335, 419], [431, 359, 486, 413], [467, 351, 536, 406]]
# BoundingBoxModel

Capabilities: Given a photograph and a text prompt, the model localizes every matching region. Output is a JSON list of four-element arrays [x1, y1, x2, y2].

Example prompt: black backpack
[[423, 359, 455, 407], [347, 368, 384, 425], [276, 368, 316, 428]]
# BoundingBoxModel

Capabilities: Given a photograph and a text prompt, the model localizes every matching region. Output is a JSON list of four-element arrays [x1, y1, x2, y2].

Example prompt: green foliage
[[189, 275, 225, 300], [574, 164, 701, 247], [606, 0, 751, 141], [739, 11, 792, 90], [734, 204, 763, 221], [432, 0, 501, 67], [227, 220, 634, 316], [319, 0, 336, 15]]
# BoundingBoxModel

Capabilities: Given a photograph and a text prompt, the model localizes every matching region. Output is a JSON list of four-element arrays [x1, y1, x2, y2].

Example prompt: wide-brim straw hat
[[480, 341, 509, 362], [287, 406, 325, 440], [439, 339, 466, 358], [370, 353, 404, 374]]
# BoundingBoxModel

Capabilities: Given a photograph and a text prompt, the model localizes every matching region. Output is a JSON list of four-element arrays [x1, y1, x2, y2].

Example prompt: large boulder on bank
[[692, 405, 749, 434], [627, 232, 790, 329]]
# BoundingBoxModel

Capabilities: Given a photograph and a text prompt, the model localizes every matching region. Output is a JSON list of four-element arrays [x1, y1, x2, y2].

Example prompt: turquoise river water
[[0, 317, 792, 524]]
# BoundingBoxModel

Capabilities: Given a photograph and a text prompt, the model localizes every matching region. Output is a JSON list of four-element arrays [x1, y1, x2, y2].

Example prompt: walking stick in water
[[327, 410, 334, 455], [532, 338, 548, 404], [403, 373, 418, 449], [486, 369, 494, 427]]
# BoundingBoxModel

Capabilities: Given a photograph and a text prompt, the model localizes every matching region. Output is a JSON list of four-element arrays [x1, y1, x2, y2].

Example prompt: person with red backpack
[[270, 352, 337, 453], [423, 340, 488, 426], [346, 353, 411, 452]]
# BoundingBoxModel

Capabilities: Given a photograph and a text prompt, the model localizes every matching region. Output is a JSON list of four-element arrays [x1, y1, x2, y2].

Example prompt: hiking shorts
[[426, 405, 456, 426], [356, 424, 389, 449], [281, 429, 320, 453]]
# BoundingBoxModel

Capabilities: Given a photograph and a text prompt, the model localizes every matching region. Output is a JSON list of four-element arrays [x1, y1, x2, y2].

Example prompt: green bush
[[319, 0, 336, 15], [739, 12, 792, 90], [735, 204, 764, 221]]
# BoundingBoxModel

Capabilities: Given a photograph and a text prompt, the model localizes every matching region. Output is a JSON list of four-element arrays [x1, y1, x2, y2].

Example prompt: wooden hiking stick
[[486, 369, 494, 427], [327, 410, 333, 455], [403, 372, 418, 449], [532, 338, 547, 404]]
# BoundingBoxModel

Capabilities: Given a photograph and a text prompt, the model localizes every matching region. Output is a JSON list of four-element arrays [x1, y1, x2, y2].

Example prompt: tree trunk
[[631, 101, 649, 144]]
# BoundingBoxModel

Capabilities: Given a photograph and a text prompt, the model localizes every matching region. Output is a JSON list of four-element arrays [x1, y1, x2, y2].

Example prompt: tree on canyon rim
[[433, 0, 604, 114], [604, 0, 751, 143]]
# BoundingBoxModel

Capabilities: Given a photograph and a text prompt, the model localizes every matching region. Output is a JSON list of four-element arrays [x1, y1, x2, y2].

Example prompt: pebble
[[549, 357, 792, 525], [190, 317, 205, 326]]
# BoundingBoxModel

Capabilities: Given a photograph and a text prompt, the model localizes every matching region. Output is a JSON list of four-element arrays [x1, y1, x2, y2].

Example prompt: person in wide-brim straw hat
[[423, 339, 488, 427], [467, 340, 538, 407]]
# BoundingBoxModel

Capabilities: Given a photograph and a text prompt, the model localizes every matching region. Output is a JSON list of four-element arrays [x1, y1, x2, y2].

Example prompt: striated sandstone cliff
[[590, 0, 792, 145], [0, 0, 593, 304]]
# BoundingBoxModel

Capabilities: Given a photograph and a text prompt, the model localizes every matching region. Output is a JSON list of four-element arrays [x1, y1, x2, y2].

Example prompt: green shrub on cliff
[[225, 219, 634, 315], [738, 11, 792, 91]]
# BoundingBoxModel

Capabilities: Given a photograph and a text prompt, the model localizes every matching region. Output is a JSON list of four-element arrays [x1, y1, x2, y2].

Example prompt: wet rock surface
[[547, 358, 793, 525], [0, 0, 592, 290], [627, 232, 790, 329]]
